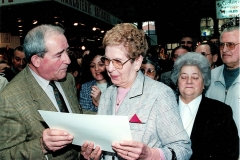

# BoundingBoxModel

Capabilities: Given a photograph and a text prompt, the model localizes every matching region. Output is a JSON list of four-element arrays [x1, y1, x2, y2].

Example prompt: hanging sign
[[216, 0, 240, 19], [55, 0, 123, 25]]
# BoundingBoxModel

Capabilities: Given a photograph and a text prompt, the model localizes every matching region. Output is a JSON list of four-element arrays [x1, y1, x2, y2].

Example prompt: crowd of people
[[0, 23, 239, 160]]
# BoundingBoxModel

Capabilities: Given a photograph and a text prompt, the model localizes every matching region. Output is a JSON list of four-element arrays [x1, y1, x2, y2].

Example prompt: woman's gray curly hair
[[170, 52, 211, 89]]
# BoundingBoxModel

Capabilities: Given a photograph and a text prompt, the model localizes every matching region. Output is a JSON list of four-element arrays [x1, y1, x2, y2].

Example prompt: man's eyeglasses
[[219, 42, 239, 50], [180, 41, 192, 44], [100, 56, 133, 69], [173, 54, 179, 59], [140, 68, 155, 76], [201, 52, 211, 57]]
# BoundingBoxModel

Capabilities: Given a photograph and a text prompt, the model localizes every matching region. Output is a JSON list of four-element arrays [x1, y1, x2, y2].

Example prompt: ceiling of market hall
[[0, 0, 216, 44]]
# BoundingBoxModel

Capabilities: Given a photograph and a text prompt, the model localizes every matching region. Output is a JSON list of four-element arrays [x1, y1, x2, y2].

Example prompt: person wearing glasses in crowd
[[195, 41, 220, 70], [81, 23, 192, 160], [171, 52, 239, 159], [179, 34, 196, 51], [140, 56, 160, 80], [160, 45, 190, 87], [79, 47, 111, 114], [205, 26, 240, 144]]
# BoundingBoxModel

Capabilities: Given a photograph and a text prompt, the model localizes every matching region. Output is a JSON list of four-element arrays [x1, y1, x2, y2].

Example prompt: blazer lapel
[[25, 66, 58, 112], [59, 76, 81, 114], [190, 97, 209, 139], [116, 72, 144, 116]]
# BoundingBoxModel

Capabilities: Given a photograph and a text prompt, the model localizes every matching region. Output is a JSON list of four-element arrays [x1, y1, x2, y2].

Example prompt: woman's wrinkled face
[[90, 55, 106, 83], [105, 45, 142, 88], [178, 65, 204, 101]]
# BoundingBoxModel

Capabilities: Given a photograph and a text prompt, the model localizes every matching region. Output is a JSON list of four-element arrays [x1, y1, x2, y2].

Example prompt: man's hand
[[40, 128, 74, 153], [0, 63, 10, 73]]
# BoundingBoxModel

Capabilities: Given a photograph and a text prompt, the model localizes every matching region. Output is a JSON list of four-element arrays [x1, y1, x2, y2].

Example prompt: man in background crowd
[[205, 26, 240, 140], [179, 34, 196, 51], [195, 41, 219, 70], [3, 46, 26, 81]]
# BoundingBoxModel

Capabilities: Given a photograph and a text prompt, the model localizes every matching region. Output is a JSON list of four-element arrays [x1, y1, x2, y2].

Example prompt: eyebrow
[[55, 48, 67, 56]]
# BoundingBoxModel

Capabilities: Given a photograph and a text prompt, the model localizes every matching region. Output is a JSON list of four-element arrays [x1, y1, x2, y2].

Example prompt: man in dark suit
[[0, 24, 83, 159], [4, 46, 26, 81]]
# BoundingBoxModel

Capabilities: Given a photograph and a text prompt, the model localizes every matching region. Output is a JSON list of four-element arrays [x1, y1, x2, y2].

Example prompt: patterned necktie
[[49, 81, 69, 113]]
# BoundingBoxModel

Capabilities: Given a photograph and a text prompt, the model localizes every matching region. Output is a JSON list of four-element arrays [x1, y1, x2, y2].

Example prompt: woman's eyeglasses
[[100, 56, 133, 69], [140, 68, 155, 76], [219, 42, 239, 50]]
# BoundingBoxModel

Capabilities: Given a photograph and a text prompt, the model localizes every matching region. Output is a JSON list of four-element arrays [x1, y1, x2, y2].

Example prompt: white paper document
[[38, 110, 132, 152]]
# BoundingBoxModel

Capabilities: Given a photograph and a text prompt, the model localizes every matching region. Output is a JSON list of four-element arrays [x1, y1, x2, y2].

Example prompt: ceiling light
[[81, 46, 86, 50], [73, 23, 78, 26], [18, 26, 22, 27], [101, 30, 104, 33], [92, 27, 97, 31], [19, 30, 23, 32], [33, 20, 38, 24], [55, 22, 59, 24], [17, 19, 22, 22]]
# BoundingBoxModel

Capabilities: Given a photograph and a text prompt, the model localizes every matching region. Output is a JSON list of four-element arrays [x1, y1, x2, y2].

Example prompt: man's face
[[173, 48, 189, 62], [195, 44, 217, 68], [180, 37, 193, 49], [12, 50, 26, 72], [220, 30, 239, 69], [35, 34, 71, 81], [210, 38, 219, 44]]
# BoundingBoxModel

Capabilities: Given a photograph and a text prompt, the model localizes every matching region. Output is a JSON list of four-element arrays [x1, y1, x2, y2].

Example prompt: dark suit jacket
[[190, 96, 239, 160], [0, 66, 82, 160]]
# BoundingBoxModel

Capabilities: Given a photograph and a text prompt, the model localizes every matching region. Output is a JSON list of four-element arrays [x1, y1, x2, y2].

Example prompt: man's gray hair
[[170, 52, 211, 89], [220, 26, 240, 40], [23, 24, 65, 63]]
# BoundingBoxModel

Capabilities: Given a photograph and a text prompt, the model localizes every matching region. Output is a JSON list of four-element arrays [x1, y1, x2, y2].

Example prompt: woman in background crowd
[[140, 56, 160, 80], [79, 47, 111, 114], [171, 52, 239, 159]]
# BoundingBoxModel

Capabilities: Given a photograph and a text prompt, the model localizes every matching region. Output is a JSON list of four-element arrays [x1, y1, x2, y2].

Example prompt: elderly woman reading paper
[[81, 23, 192, 160]]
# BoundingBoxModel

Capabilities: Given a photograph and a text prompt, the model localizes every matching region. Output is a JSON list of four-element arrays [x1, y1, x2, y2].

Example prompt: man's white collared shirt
[[29, 67, 72, 113]]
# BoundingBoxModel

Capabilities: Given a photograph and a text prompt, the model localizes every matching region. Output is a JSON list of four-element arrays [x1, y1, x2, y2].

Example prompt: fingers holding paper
[[41, 128, 74, 153], [112, 140, 157, 160], [81, 141, 102, 160]]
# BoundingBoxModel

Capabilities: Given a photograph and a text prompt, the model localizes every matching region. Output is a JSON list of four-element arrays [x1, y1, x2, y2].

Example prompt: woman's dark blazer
[[190, 96, 239, 160]]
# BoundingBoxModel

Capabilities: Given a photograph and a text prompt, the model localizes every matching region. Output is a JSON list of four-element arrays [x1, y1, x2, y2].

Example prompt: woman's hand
[[91, 86, 101, 107], [112, 141, 160, 160], [81, 141, 102, 160]]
